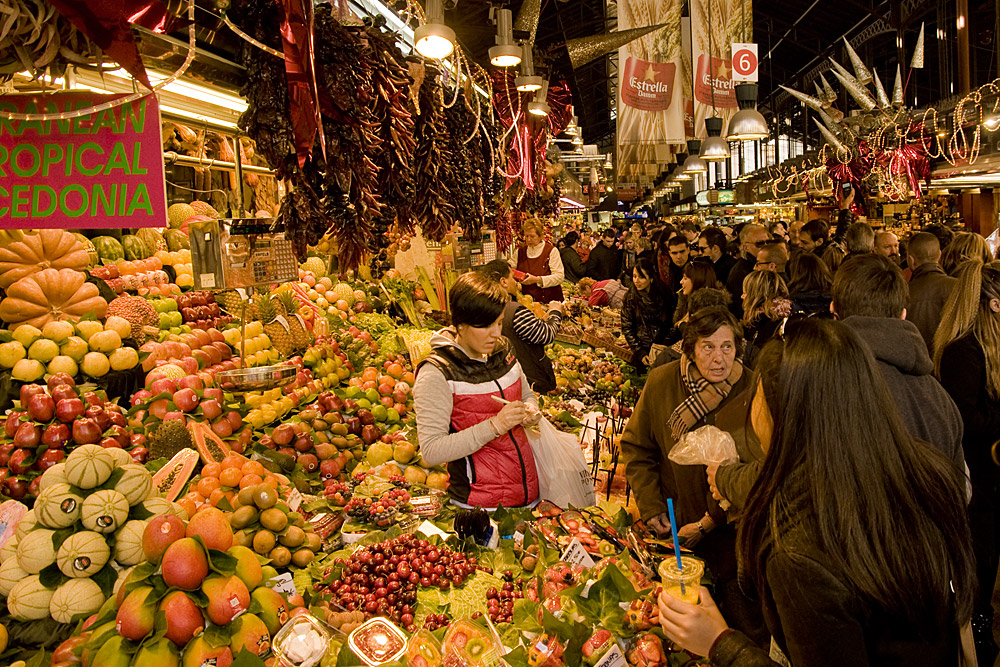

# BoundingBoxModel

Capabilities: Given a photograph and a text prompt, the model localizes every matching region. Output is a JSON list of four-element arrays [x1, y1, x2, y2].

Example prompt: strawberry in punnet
[[581, 629, 615, 666]]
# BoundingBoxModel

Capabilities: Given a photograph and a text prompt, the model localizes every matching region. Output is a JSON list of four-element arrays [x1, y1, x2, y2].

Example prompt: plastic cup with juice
[[657, 556, 704, 604]]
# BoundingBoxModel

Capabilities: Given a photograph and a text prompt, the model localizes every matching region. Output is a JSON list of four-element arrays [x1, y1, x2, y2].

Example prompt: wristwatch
[[696, 517, 708, 534]]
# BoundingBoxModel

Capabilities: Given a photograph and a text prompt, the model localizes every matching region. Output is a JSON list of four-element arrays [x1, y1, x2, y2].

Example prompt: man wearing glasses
[[755, 242, 789, 279], [725, 224, 770, 317], [697, 227, 736, 283]]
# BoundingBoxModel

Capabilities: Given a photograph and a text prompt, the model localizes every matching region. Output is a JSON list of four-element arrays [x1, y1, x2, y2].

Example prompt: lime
[[372, 405, 388, 422], [356, 398, 372, 411], [365, 388, 380, 404], [386, 407, 400, 423], [345, 385, 362, 399]]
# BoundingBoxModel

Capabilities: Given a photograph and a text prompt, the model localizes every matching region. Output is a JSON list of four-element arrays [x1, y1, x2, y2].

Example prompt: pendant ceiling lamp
[[683, 140, 707, 173], [700, 117, 730, 161], [527, 80, 550, 116], [515, 46, 543, 92], [672, 155, 692, 180], [489, 8, 522, 67], [414, 0, 456, 60], [726, 83, 769, 140]]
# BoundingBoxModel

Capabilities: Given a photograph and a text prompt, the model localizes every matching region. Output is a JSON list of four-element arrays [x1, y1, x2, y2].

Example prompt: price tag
[[512, 530, 524, 549], [199, 273, 216, 288], [595, 644, 627, 667], [731, 43, 758, 82], [268, 573, 297, 596], [416, 520, 450, 540], [286, 488, 302, 512], [560, 538, 596, 568]]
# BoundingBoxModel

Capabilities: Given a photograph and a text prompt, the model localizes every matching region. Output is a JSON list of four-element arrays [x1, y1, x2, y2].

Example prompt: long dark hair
[[787, 252, 833, 294], [738, 320, 974, 626], [683, 258, 719, 292]]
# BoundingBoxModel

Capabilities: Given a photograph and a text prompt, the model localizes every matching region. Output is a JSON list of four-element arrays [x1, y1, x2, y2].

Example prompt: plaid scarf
[[667, 355, 743, 440]]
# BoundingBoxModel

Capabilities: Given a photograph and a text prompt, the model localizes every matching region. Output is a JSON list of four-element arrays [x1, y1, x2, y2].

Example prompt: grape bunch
[[325, 533, 479, 632]]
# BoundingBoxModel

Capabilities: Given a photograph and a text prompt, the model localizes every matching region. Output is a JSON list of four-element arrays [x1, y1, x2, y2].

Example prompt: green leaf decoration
[[91, 564, 119, 599], [38, 563, 66, 590]]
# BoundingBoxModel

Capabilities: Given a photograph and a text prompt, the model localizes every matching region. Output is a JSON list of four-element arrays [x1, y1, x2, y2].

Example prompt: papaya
[[151, 449, 199, 502]]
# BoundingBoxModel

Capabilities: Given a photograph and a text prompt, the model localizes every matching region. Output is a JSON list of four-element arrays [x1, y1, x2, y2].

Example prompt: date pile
[[325, 534, 480, 632]]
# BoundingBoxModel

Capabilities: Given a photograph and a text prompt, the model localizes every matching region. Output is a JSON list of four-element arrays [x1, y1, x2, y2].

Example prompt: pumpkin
[[0, 269, 108, 330], [0, 230, 89, 289]]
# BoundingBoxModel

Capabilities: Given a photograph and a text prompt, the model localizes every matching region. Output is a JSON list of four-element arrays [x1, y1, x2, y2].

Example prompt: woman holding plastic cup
[[657, 320, 976, 666]]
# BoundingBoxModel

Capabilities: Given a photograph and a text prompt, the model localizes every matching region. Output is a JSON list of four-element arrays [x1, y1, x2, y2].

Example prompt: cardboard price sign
[[0, 91, 167, 229]]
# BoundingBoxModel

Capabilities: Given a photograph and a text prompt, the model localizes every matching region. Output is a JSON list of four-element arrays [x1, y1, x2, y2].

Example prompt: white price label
[[560, 538, 596, 568], [512, 531, 524, 549], [286, 488, 302, 512], [268, 573, 297, 596], [595, 644, 627, 667], [199, 273, 216, 288], [416, 520, 450, 540], [731, 43, 759, 82]]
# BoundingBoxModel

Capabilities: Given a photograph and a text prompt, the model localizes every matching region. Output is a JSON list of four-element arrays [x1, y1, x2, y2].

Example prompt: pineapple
[[254, 292, 294, 357], [275, 291, 311, 353]]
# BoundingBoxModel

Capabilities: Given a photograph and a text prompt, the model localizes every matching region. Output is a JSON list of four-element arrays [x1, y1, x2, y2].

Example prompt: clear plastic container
[[657, 556, 704, 604], [347, 617, 408, 666], [442, 619, 502, 666], [272, 613, 332, 667], [406, 629, 444, 667]]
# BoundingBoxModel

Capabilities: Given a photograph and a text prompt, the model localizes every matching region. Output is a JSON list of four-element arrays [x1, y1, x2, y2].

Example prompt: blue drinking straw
[[666, 498, 684, 594]]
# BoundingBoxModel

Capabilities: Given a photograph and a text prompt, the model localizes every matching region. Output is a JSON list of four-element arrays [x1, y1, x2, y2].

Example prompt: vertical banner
[[617, 0, 684, 180], [0, 91, 167, 229], [688, 0, 752, 138]]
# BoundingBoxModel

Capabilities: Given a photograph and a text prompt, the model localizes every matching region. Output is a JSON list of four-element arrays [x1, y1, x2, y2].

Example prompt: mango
[[228, 545, 263, 590], [115, 586, 155, 641], [159, 590, 205, 647], [251, 586, 289, 634], [91, 635, 130, 667], [161, 537, 209, 590], [133, 637, 180, 667], [182, 636, 233, 667], [202, 575, 250, 626], [186, 507, 234, 552], [230, 613, 271, 657]]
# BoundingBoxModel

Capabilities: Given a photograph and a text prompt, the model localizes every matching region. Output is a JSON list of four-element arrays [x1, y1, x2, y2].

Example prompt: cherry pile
[[325, 533, 480, 632], [344, 488, 412, 526], [483, 570, 525, 623]]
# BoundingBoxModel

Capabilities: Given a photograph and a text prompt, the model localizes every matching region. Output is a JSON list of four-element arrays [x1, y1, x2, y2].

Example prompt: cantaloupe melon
[[16, 528, 56, 574], [34, 483, 84, 529], [49, 578, 105, 623], [115, 465, 152, 506], [57, 530, 110, 578], [15, 509, 35, 538], [0, 556, 29, 596], [82, 490, 129, 534], [113, 520, 146, 566], [105, 448, 133, 468], [38, 462, 67, 491], [7, 575, 54, 621], [65, 445, 115, 489], [138, 497, 173, 518], [0, 533, 18, 564]]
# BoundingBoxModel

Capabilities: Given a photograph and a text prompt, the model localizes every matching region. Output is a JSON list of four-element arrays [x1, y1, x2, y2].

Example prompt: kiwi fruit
[[237, 487, 256, 507], [269, 546, 291, 567], [260, 508, 288, 532], [253, 530, 277, 554], [305, 532, 322, 551], [230, 506, 258, 530], [253, 485, 277, 509], [291, 548, 315, 568], [287, 511, 304, 527], [236, 530, 254, 548], [279, 526, 306, 548]]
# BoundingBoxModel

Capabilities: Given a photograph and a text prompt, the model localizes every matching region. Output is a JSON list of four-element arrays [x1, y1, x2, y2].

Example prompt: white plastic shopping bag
[[527, 418, 596, 508], [668, 424, 740, 509]]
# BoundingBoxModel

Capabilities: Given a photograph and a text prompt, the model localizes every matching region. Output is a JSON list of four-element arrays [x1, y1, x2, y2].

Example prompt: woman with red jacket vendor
[[510, 218, 564, 303], [413, 271, 542, 509]]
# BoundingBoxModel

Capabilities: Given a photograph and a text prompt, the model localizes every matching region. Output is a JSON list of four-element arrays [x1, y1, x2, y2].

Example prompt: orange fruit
[[361, 367, 378, 383], [202, 463, 222, 479], [387, 363, 404, 379], [197, 476, 221, 497], [262, 475, 279, 489], [241, 460, 266, 477], [208, 488, 227, 507], [402, 371, 415, 385], [239, 474, 263, 490], [184, 490, 204, 504], [178, 498, 198, 518], [220, 467, 243, 488]]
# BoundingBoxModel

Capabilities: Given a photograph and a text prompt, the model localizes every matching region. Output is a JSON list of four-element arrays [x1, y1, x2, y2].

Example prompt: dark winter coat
[[585, 243, 622, 281], [559, 246, 587, 283], [789, 289, 833, 318], [907, 262, 957, 353], [620, 288, 669, 354]]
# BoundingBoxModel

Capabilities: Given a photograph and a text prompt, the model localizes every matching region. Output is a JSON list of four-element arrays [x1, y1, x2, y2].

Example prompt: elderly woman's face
[[693, 326, 736, 382], [523, 227, 541, 246]]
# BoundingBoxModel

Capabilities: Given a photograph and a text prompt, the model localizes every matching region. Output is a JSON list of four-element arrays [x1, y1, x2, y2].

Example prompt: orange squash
[[0, 230, 90, 289], [0, 269, 107, 330]]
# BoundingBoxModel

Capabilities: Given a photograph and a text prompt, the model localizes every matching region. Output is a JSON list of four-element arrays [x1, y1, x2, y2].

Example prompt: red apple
[[203, 388, 224, 403], [293, 434, 313, 453], [106, 425, 129, 447], [129, 447, 148, 464], [72, 418, 101, 445], [162, 412, 185, 424], [46, 373, 75, 392], [174, 388, 199, 413], [130, 434, 147, 448], [100, 437, 123, 449], [4, 476, 28, 500], [0, 442, 15, 467], [149, 378, 178, 396], [298, 453, 319, 473], [19, 384, 46, 407], [8, 448, 32, 474], [131, 389, 153, 406], [278, 447, 297, 460], [36, 449, 65, 471], [176, 357, 199, 375], [361, 424, 381, 445], [177, 376, 204, 392], [4, 411, 24, 438], [148, 399, 170, 420], [42, 422, 71, 449], [50, 384, 77, 405], [85, 406, 111, 432], [82, 391, 105, 408], [145, 371, 167, 388], [14, 422, 41, 449], [225, 411, 242, 430], [211, 418, 233, 438], [109, 411, 127, 428], [200, 399, 223, 421], [213, 341, 232, 361]]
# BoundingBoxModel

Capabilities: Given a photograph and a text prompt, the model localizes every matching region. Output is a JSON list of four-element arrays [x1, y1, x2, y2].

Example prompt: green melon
[[113, 520, 146, 566], [167, 203, 196, 229], [16, 528, 56, 574], [136, 228, 166, 253], [0, 533, 18, 564], [105, 448, 133, 468], [114, 465, 152, 506], [34, 483, 84, 529], [57, 530, 110, 578], [0, 556, 29, 596], [39, 462, 68, 491], [7, 575, 54, 621], [65, 445, 115, 489], [121, 235, 151, 261], [92, 236, 124, 263], [50, 577, 105, 624], [82, 490, 128, 534], [138, 497, 173, 518], [16, 509, 36, 538]]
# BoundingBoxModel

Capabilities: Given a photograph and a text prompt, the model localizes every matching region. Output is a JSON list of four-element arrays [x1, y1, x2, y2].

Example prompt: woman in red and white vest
[[510, 218, 564, 304], [413, 272, 541, 509]]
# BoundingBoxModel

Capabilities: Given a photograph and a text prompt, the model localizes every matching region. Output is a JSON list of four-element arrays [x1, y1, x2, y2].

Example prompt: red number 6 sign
[[731, 43, 758, 82]]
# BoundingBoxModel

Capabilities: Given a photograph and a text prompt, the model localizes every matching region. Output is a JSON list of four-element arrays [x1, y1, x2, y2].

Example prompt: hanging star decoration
[[781, 23, 935, 203]]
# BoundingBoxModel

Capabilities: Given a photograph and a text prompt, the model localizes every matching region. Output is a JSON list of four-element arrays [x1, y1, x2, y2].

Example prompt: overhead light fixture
[[672, 157, 692, 180], [985, 113, 1000, 131], [572, 134, 583, 146], [515, 46, 543, 92], [528, 80, 550, 116], [414, 0, 455, 60], [700, 117, 730, 161], [604, 157, 613, 169], [727, 83, 769, 140], [488, 8, 521, 67], [683, 140, 707, 173]]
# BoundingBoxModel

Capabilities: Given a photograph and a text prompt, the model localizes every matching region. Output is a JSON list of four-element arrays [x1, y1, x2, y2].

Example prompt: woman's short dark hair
[[450, 271, 509, 328], [683, 258, 719, 291], [479, 259, 511, 282], [562, 231, 579, 248], [681, 306, 744, 359], [788, 252, 833, 294]]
